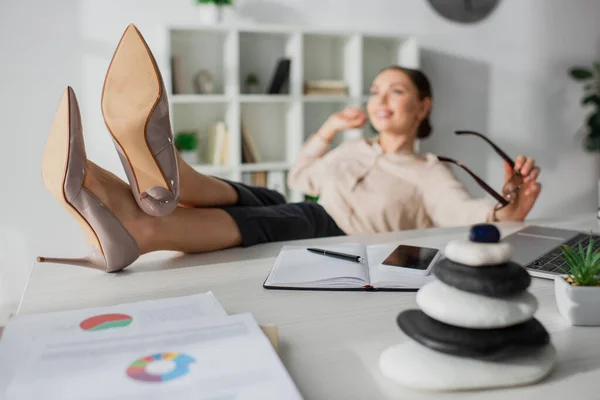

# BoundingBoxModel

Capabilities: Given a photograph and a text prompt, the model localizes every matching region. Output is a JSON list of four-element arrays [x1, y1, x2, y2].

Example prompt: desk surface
[[16, 213, 600, 399]]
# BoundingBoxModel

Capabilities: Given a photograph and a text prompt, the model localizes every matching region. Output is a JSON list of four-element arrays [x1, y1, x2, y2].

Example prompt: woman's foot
[[102, 24, 180, 217], [82, 161, 158, 255]]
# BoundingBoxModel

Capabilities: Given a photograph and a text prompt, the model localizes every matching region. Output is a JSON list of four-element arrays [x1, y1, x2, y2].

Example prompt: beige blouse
[[287, 135, 496, 235]]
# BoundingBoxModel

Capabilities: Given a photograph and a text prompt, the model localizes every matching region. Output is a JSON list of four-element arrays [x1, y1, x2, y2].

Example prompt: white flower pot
[[555, 275, 600, 326], [196, 4, 223, 24]]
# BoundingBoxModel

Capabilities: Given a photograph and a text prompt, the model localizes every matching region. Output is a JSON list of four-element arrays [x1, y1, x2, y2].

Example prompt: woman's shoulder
[[418, 152, 457, 179]]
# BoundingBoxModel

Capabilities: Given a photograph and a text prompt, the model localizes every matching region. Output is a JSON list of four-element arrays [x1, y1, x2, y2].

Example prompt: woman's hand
[[317, 107, 367, 141], [495, 155, 542, 222]]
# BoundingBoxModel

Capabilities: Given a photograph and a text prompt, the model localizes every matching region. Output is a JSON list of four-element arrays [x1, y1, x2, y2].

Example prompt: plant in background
[[245, 73, 259, 86], [569, 63, 600, 152], [559, 233, 600, 286], [174, 132, 198, 152], [245, 73, 260, 93], [195, 0, 233, 5]]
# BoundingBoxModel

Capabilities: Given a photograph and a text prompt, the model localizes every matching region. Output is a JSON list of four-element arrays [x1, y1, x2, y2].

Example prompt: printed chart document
[[264, 242, 437, 290], [0, 292, 228, 395], [4, 313, 302, 400], [0, 292, 302, 399]]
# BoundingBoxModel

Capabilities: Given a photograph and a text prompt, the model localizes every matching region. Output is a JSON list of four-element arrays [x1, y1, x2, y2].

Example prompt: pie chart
[[126, 353, 196, 383], [79, 313, 133, 331]]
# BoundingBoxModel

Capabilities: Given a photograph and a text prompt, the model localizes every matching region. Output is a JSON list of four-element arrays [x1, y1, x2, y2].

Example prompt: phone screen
[[381, 245, 439, 270]]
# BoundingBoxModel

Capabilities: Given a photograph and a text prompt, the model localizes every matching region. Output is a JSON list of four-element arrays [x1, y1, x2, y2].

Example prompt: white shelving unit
[[161, 23, 419, 202]]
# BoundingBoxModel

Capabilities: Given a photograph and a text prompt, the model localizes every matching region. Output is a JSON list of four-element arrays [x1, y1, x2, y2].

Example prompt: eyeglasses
[[437, 131, 523, 210]]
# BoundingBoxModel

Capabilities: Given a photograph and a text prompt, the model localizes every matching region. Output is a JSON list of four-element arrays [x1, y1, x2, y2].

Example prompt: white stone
[[379, 341, 556, 392], [416, 280, 538, 329], [444, 239, 512, 266]]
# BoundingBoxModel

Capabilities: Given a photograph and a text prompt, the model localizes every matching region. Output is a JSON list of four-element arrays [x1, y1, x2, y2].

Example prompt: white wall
[[1, 0, 599, 321]]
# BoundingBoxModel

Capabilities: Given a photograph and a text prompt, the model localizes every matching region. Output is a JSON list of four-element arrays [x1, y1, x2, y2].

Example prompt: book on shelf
[[304, 80, 348, 96], [241, 122, 262, 164], [170, 55, 187, 94], [267, 58, 291, 94], [264, 242, 437, 291], [204, 121, 229, 165], [251, 171, 268, 187]]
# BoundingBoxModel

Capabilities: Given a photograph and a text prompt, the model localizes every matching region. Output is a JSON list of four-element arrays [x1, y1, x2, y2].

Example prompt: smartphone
[[381, 244, 441, 275]]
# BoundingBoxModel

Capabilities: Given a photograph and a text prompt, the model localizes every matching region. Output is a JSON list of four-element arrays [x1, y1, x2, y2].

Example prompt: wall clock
[[427, 0, 502, 24]]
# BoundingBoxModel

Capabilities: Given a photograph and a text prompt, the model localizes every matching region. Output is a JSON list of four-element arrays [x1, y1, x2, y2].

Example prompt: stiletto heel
[[101, 24, 179, 217], [37, 256, 100, 270], [38, 87, 140, 272]]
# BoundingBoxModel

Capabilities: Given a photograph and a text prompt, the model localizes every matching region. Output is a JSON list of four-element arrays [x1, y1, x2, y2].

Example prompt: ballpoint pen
[[307, 248, 364, 263]]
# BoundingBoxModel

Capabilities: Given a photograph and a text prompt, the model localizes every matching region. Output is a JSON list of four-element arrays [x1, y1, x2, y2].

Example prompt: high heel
[[38, 87, 140, 272], [101, 24, 179, 217]]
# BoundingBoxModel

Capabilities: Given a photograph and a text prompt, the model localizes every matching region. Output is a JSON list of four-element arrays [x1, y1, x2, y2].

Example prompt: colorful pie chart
[[79, 314, 133, 331], [126, 353, 196, 383]]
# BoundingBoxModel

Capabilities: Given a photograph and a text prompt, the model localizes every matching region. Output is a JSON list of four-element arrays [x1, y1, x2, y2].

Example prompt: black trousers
[[219, 180, 346, 247]]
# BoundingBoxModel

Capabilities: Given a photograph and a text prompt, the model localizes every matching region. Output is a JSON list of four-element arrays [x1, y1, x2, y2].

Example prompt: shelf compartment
[[303, 34, 359, 97], [239, 31, 294, 95], [172, 103, 233, 166], [241, 103, 290, 164], [170, 28, 233, 95]]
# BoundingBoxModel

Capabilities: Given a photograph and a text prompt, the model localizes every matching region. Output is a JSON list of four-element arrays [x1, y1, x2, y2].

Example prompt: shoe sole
[[101, 25, 169, 198], [42, 88, 103, 254]]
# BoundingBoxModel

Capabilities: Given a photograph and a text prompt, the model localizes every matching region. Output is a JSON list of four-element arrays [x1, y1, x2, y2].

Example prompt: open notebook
[[263, 242, 439, 291]]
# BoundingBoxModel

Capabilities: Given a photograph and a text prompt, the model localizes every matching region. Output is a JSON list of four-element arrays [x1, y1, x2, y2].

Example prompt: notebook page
[[366, 243, 437, 289], [265, 243, 368, 286]]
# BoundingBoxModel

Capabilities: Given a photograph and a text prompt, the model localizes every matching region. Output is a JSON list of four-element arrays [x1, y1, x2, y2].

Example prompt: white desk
[[15, 213, 600, 399]]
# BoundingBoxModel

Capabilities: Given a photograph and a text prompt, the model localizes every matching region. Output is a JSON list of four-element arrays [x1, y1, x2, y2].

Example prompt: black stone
[[469, 223, 500, 243], [434, 258, 531, 297], [397, 310, 549, 359]]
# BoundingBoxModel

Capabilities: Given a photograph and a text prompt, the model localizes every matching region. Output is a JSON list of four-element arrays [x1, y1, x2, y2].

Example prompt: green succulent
[[174, 132, 198, 152], [195, 0, 233, 5], [246, 73, 259, 85], [559, 233, 600, 286]]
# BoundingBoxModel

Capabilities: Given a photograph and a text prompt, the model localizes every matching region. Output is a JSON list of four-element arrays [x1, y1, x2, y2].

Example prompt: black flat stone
[[397, 310, 549, 359], [434, 258, 531, 297]]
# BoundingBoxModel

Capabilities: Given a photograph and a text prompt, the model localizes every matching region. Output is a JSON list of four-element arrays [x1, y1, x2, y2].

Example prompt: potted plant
[[194, 0, 233, 24], [569, 63, 600, 217], [174, 131, 199, 165], [245, 73, 260, 94], [554, 233, 600, 325]]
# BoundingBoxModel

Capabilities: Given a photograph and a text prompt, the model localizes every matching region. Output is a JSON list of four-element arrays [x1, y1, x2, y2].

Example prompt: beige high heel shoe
[[102, 24, 180, 217], [38, 87, 140, 272]]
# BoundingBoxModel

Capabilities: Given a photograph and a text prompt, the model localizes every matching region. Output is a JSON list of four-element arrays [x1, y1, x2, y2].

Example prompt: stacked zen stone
[[380, 224, 556, 392]]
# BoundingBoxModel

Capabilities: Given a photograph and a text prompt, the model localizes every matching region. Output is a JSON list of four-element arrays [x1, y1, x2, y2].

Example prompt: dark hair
[[378, 66, 433, 139]]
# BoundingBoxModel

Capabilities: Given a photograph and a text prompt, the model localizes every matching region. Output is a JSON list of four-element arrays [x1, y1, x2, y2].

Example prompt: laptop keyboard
[[524, 233, 600, 274]]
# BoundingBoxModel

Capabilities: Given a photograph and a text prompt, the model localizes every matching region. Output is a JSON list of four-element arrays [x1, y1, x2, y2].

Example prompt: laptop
[[502, 225, 600, 279]]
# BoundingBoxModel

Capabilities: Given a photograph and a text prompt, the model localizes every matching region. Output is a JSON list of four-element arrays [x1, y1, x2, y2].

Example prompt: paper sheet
[[4, 312, 302, 400], [0, 293, 228, 398]]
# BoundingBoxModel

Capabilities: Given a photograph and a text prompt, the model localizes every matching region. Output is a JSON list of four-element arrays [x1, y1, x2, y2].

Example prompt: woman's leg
[[177, 153, 287, 209], [85, 160, 242, 254], [88, 160, 343, 255], [177, 153, 239, 207]]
